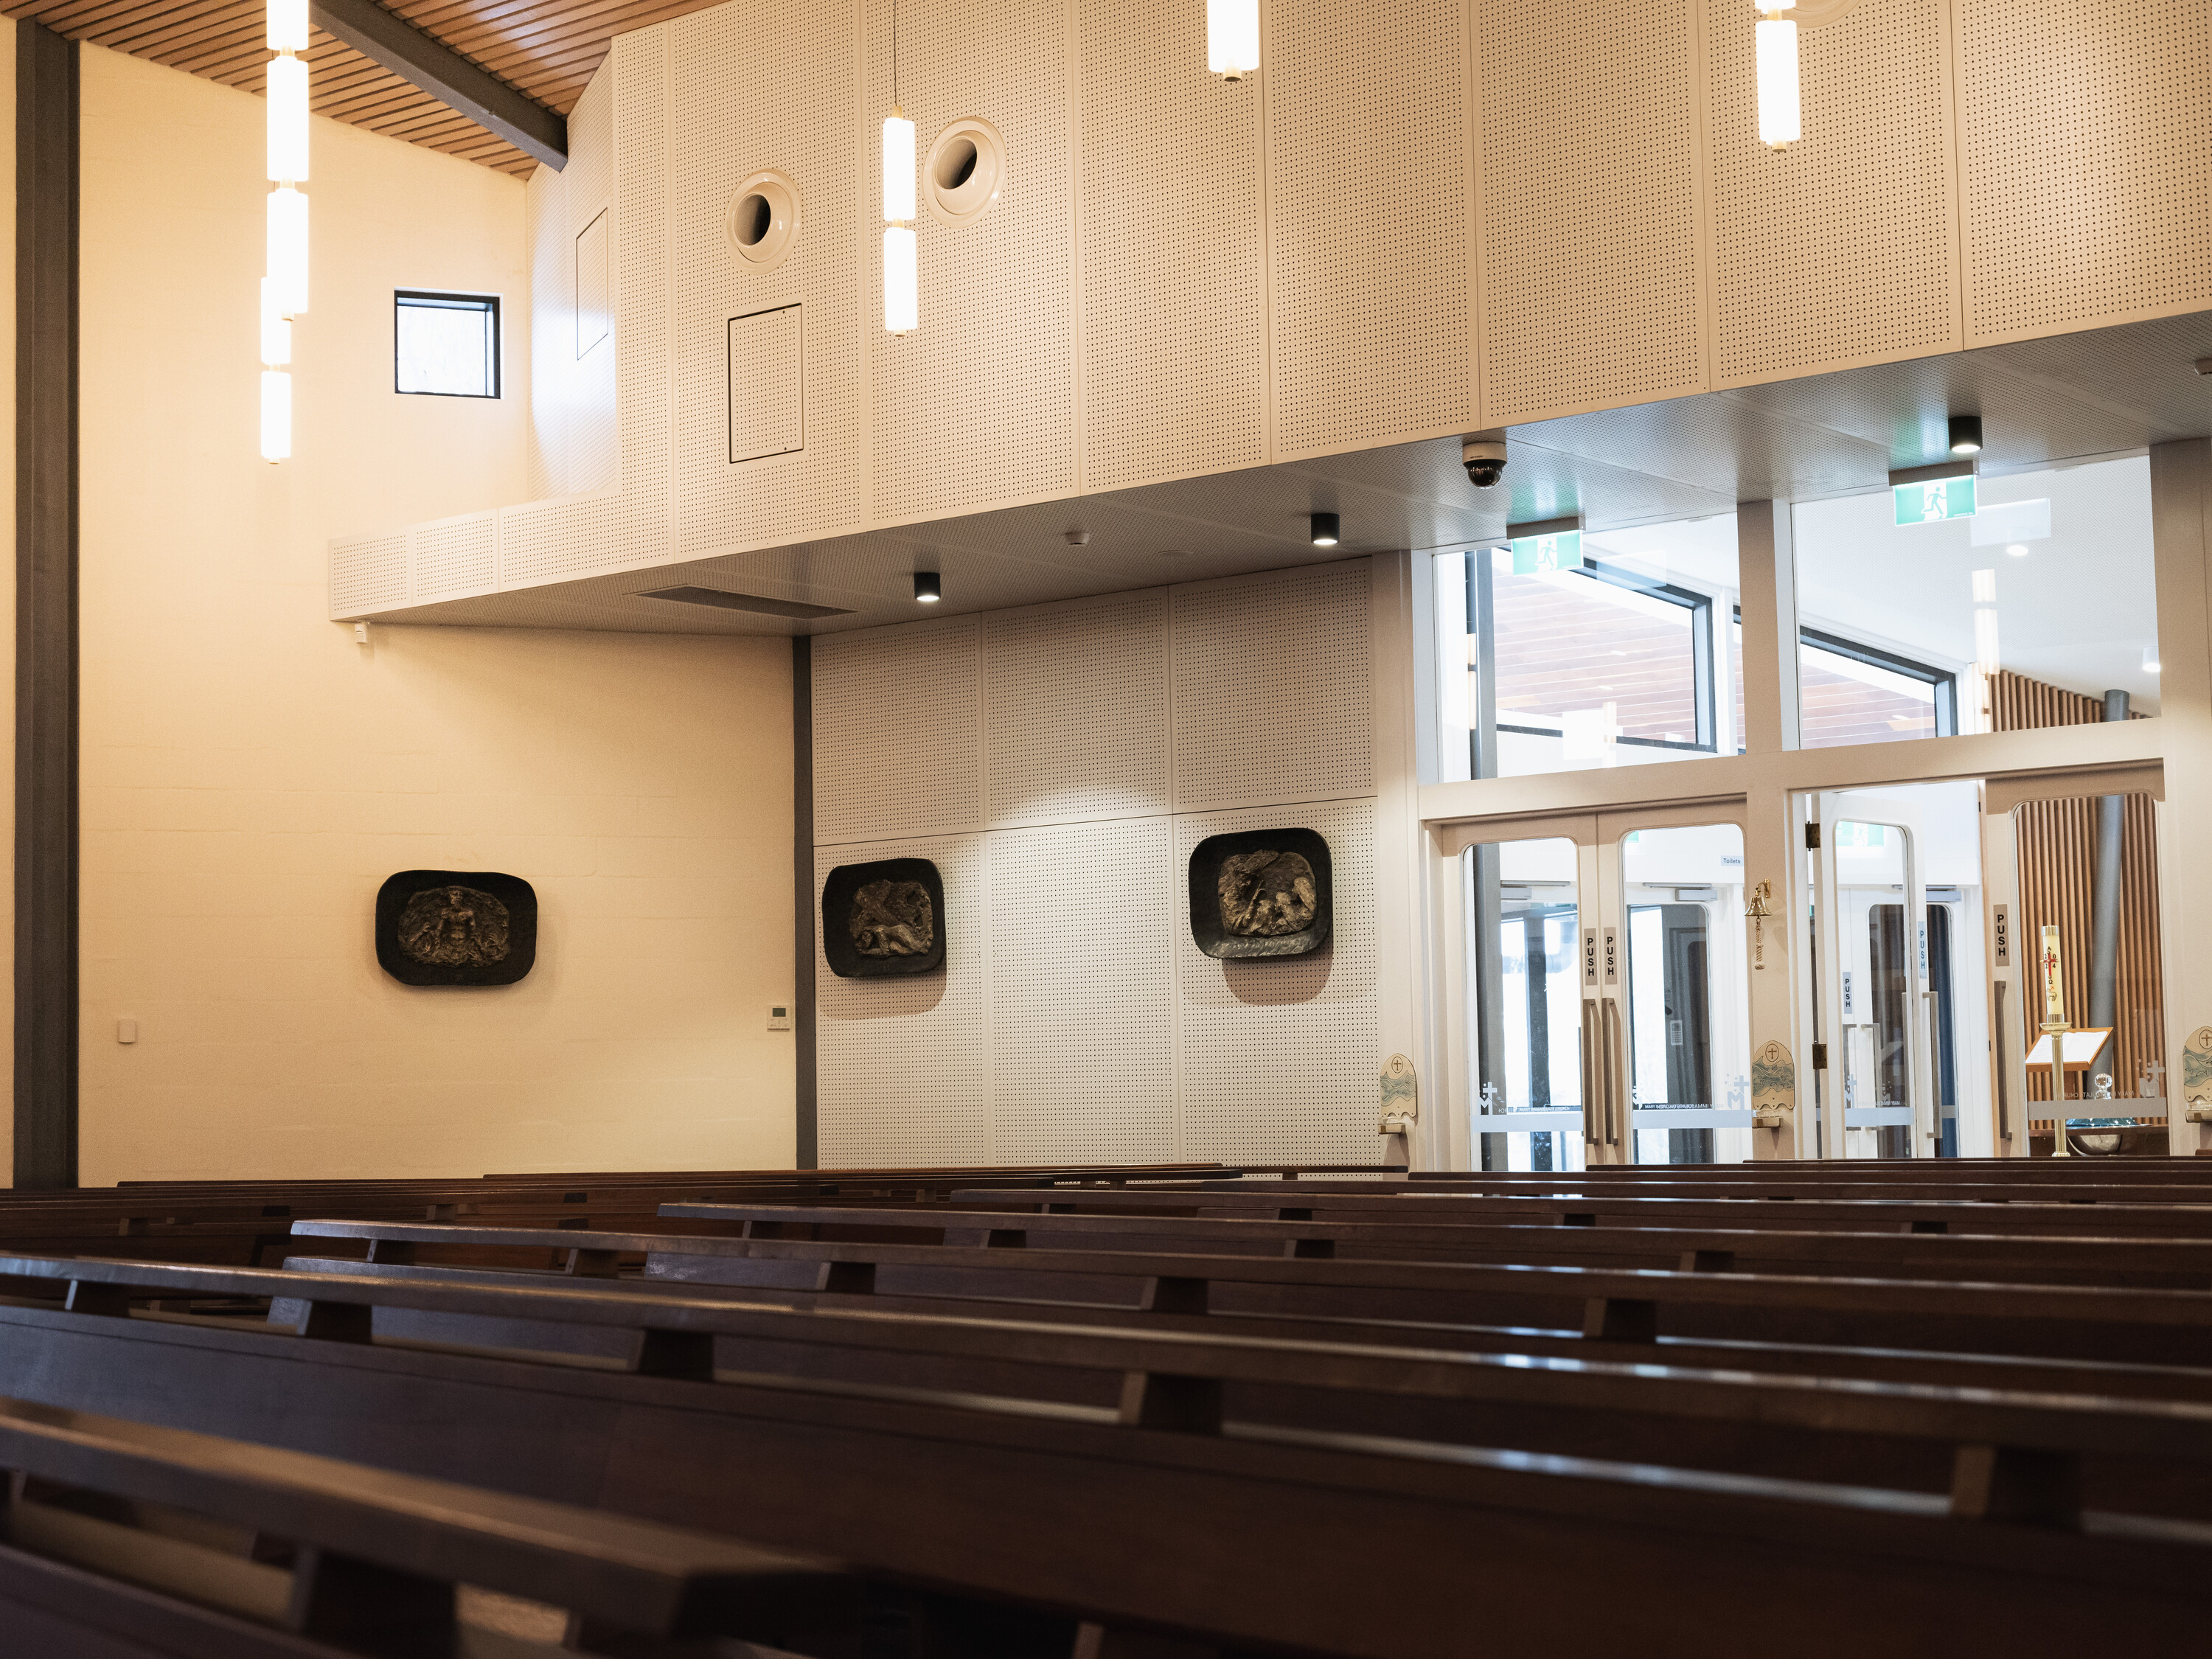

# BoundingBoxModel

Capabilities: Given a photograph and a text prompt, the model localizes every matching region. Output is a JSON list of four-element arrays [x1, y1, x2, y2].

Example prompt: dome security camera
[[1462, 438, 1507, 490]]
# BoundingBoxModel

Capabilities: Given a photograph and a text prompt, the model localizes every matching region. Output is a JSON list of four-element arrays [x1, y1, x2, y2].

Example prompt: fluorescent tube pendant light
[[1207, 0, 1259, 79], [260, 277, 291, 366], [260, 369, 292, 462], [1756, 1, 1799, 150], [267, 54, 310, 182], [883, 225, 918, 335], [267, 184, 309, 316], [883, 110, 916, 224]]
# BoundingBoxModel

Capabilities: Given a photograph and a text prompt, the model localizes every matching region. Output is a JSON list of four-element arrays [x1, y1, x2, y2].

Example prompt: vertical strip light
[[1755, 1, 1801, 150], [882, 1, 917, 335], [1206, 0, 1259, 80], [262, 0, 310, 459]]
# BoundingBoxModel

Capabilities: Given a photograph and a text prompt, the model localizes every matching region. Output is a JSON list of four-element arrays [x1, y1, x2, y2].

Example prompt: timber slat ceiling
[[3, 0, 728, 177]]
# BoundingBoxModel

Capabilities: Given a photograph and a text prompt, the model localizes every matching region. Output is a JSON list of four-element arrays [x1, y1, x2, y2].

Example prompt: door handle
[[1579, 998, 1600, 1146], [1601, 997, 1625, 1147]]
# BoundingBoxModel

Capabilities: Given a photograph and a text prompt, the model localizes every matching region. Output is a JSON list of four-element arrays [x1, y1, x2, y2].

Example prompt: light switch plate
[[116, 1018, 138, 1045], [767, 1006, 792, 1031]]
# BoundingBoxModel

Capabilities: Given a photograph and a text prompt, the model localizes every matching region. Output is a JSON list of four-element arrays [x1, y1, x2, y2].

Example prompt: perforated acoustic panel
[[330, 534, 408, 617], [1708, 0, 1958, 386], [565, 68, 620, 496], [989, 818, 1178, 1163], [1959, 0, 2212, 345], [1079, 0, 1267, 490], [814, 616, 985, 844], [984, 590, 1171, 828], [1178, 797, 1378, 1164], [669, 0, 864, 556], [1267, 0, 1473, 456], [1172, 563, 1373, 811], [869, 0, 1077, 522], [412, 513, 498, 602], [609, 28, 674, 567], [1478, 0, 1707, 424], [496, 495, 627, 588], [815, 833, 992, 1166]]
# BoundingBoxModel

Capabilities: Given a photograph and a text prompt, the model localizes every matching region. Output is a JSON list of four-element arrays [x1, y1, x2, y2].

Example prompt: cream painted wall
[[75, 46, 794, 1181]]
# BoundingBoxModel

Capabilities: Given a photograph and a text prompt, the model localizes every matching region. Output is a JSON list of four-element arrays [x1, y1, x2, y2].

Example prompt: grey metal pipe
[[2088, 689, 2129, 1038]]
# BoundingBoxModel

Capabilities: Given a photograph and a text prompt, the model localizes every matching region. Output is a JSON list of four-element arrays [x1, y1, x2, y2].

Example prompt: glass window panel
[[396, 292, 501, 398], [1791, 455, 2157, 746], [1433, 515, 1740, 781], [1468, 837, 1584, 1172]]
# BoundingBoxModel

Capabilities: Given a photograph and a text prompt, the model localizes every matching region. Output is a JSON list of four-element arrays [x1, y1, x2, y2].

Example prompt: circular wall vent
[[726, 171, 799, 272], [925, 118, 1005, 229]]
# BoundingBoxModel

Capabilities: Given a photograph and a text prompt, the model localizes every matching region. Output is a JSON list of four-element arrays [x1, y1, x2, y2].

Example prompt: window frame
[[393, 289, 503, 400], [1798, 624, 1958, 740]]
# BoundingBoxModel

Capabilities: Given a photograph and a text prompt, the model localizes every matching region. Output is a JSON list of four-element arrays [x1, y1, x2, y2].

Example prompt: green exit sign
[[1894, 476, 1977, 526], [1509, 530, 1583, 573]]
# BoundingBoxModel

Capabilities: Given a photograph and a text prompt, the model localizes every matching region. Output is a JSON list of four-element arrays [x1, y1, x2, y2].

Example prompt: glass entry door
[[1464, 815, 1752, 1166], [1808, 792, 1935, 1158]]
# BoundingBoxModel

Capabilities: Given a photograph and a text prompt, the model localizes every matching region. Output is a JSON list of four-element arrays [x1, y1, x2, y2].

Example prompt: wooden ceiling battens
[[1, 0, 731, 177]]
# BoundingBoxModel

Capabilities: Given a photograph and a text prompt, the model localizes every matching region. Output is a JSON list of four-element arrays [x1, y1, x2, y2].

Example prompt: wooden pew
[[947, 1185, 2212, 1240], [0, 1391, 992, 1658], [3, 1254, 2212, 1656]]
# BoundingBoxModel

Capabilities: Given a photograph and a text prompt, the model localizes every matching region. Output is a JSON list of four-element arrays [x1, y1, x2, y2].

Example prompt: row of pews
[[4, 1155, 2212, 1653]]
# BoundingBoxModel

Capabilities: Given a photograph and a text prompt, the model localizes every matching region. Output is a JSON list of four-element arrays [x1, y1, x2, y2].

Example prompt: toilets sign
[[1894, 475, 1978, 526]]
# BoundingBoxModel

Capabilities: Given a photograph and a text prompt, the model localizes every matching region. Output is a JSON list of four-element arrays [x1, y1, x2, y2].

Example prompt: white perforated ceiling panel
[[669, 0, 863, 555], [1267, 0, 1474, 456], [869, 0, 1077, 521], [815, 834, 992, 1166], [814, 616, 985, 844], [984, 590, 1171, 828], [1478, 0, 1708, 423], [1708, 0, 1959, 386], [1178, 797, 1378, 1165], [1958, 0, 2212, 345], [1172, 562, 1374, 811], [989, 818, 1178, 1163], [1079, 0, 1267, 490], [330, 535, 408, 618]]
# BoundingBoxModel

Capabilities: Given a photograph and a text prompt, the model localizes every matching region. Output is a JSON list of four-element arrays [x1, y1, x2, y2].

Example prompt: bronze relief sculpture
[[823, 858, 947, 978], [1189, 830, 1332, 959], [375, 871, 538, 986]]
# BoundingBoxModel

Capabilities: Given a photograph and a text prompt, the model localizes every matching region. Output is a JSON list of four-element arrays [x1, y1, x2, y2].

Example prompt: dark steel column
[[2087, 689, 2129, 1042], [792, 636, 815, 1169], [13, 21, 78, 1190]]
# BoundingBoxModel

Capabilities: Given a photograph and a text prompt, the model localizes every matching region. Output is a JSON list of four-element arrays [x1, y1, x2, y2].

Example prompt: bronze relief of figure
[[398, 885, 512, 967]]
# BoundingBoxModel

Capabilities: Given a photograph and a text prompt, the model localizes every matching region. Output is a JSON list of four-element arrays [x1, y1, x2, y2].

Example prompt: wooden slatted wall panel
[[0, 1, 731, 176], [1990, 670, 2165, 1102]]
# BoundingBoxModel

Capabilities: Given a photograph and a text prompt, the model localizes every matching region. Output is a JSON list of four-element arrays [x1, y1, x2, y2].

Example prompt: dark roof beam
[[307, 0, 565, 170]]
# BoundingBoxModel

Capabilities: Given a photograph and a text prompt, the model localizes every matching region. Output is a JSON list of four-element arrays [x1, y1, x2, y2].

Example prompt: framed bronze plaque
[[822, 858, 946, 978], [375, 871, 538, 987], [1188, 829, 1332, 960]]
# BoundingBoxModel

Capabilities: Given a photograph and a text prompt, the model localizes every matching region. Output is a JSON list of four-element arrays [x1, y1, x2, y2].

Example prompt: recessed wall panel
[[1708, 0, 1959, 385], [1478, 0, 1706, 424], [668, 0, 862, 557], [1080, 0, 1267, 490], [1178, 796, 1377, 1165], [990, 818, 1176, 1162], [815, 616, 985, 843], [1267, 0, 1474, 456], [816, 833, 990, 1166], [1172, 563, 1373, 811], [1960, 0, 2212, 344], [984, 590, 1171, 828], [869, 0, 1077, 521]]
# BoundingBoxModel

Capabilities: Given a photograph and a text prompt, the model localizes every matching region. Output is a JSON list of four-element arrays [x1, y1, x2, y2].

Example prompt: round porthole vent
[[726, 171, 799, 272], [925, 118, 1005, 229]]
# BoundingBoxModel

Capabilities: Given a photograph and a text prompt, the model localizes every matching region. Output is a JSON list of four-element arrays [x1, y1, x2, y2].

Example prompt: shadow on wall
[[824, 968, 947, 1018], [1223, 945, 1332, 1008]]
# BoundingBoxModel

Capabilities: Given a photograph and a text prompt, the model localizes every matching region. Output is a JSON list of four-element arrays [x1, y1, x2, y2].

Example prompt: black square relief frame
[[821, 858, 946, 978], [1188, 828, 1332, 960], [375, 870, 538, 987]]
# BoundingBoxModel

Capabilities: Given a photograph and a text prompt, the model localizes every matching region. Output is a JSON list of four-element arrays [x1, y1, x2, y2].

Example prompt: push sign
[[1894, 475, 1977, 526]]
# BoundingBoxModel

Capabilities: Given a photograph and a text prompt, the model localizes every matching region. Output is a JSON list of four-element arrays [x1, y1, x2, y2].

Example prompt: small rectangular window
[[395, 291, 500, 398]]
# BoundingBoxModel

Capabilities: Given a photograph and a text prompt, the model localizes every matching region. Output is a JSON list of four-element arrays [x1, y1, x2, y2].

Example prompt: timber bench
[[0, 1255, 2211, 1654]]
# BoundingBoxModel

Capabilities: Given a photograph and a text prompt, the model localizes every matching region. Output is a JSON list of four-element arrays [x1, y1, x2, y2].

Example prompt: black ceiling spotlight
[[913, 571, 942, 604], [1310, 512, 1340, 546], [1948, 414, 1984, 456]]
